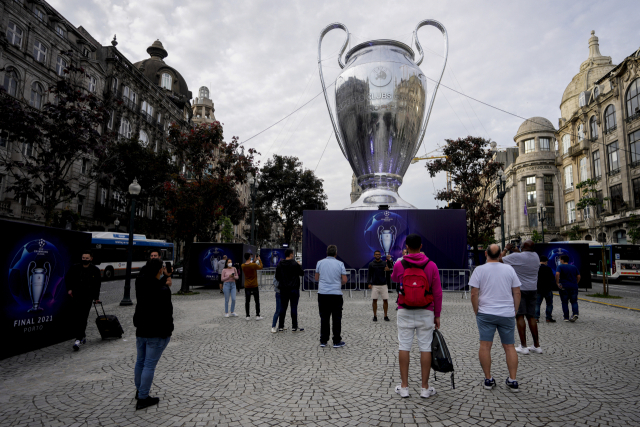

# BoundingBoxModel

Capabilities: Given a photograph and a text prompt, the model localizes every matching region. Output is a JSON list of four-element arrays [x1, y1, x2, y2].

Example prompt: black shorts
[[517, 290, 537, 318]]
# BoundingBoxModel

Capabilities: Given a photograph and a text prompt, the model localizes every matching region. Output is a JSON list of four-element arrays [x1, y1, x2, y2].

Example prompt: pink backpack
[[398, 260, 433, 309]]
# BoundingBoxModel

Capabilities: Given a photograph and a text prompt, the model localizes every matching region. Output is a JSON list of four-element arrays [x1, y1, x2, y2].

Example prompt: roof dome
[[514, 117, 555, 140], [133, 40, 192, 101], [560, 31, 615, 120]]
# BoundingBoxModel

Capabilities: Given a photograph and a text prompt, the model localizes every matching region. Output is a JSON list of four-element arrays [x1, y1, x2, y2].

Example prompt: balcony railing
[[627, 111, 640, 124], [122, 98, 136, 111], [604, 125, 617, 135], [21, 206, 35, 217], [608, 168, 621, 176], [0, 200, 12, 214]]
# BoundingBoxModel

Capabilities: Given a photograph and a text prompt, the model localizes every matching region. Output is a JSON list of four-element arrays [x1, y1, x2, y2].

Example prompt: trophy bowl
[[319, 20, 448, 210]]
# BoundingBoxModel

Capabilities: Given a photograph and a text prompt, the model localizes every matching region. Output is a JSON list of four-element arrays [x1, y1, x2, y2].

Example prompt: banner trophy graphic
[[318, 20, 448, 209]]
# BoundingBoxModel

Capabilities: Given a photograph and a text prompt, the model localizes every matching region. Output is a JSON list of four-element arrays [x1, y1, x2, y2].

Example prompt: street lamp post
[[249, 174, 257, 246], [496, 169, 507, 249], [114, 218, 120, 232], [120, 178, 141, 306], [538, 206, 547, 243]]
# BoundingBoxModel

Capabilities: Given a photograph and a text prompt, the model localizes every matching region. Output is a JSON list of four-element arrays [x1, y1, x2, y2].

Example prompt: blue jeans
[[559, 288, 579, 319], [135, 337, 170, 399], [535, 291, 554, 320], [272, 292, 281, 327], [223, 282, 236, 313]]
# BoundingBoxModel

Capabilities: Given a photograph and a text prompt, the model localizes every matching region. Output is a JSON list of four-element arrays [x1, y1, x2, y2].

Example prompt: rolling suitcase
[[94, 302, 124, 339]]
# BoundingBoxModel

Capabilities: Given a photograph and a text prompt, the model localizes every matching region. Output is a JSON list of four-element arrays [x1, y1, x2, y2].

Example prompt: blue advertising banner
[[303, 210, 468, 272], [260, 248, 286, 268], [188, 243, 256, 288], [1, 220, 91, 359], [534, 243, 592, 290]]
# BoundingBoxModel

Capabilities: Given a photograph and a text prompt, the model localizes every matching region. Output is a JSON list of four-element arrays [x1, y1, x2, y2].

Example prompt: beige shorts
[[397, 309, 435, 352], [371, 285, 389, 300]]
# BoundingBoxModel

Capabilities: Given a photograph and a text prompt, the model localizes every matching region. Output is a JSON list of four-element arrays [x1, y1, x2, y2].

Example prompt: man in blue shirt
[[555, 255, 581, 322], [315, 245, 348, 348]]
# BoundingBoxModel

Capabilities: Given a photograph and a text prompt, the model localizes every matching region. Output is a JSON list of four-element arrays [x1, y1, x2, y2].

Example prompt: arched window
[[3, 69, 19, 97], [161, 73, 172, 90], [584, 234, 592, 241], [626, 79, 640, 119], [6, 21, 23, 48], [33, 41, 47, 63], [119, 119, 132, 138], [597, 232, 606, 243], [590, 116, 598, 139], [29, 82, 44, 109], [604, 105, 616, 134], [139, 130, 149, 147]]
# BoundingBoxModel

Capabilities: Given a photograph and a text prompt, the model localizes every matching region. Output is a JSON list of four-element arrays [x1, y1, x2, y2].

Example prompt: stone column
[[510, 178, 518, 235], [536, 175, 545, 231], [534, 136, 540, 152], [518, 141, 525, 156], [518, 177, 526, 230], [554, 172, 562, 226]]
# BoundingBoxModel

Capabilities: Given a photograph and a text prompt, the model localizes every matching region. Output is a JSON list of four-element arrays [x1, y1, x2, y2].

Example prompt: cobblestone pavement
[[1, 288, 639, 426]]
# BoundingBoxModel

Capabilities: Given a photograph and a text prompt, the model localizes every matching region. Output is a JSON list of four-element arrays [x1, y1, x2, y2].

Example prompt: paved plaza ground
[[1, 281, 639, 427]]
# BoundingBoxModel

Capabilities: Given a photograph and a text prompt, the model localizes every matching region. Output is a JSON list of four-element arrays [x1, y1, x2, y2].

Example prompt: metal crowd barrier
[[439, 269, 471, 298], [257, 268, 276, 291]]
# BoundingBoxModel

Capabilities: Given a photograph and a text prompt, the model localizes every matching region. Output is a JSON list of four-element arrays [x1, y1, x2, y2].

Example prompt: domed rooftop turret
[[514, 117, 555, 140], [133, 40, 192, 101]]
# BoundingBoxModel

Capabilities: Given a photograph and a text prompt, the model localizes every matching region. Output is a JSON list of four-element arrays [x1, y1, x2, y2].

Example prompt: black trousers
[[245, 287, 260, 317], [74, 297, 93, 340], [279, 289, 300, 329], [318, 294, 343, 344]]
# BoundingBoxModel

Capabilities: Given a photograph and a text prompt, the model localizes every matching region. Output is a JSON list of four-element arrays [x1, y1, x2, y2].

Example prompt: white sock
[[508, 377, 516, 382]]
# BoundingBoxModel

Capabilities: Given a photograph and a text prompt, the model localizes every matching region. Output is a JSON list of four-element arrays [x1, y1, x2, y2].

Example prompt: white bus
[[89, 232, 174, 279]]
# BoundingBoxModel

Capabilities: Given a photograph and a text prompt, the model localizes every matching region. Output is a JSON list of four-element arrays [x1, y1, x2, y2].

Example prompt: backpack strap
[[401, 259, 430, 270]]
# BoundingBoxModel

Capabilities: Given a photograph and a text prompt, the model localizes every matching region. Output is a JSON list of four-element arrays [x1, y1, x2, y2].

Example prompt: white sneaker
[[394, 385, 409, 398], [230, 313, 238, 317], [420, 387, 436, 398], [224, 313, 230, 318], [527, 345, 543, 354], [256, 316, 264, 321], [515, 345, 529, 355], [246, 316, 251, 321], [271, 327, 278, 333]]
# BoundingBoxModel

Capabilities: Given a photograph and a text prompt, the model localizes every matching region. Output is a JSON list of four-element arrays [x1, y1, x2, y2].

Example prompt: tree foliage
[[0, 65, 117, 225], [257, 155, 327, 245], [628, 214, 640, 245], [426, 136, 502, 259]]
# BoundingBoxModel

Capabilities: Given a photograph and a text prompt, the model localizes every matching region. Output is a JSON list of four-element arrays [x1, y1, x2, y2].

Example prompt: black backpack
[[431, 329, 455, 389]]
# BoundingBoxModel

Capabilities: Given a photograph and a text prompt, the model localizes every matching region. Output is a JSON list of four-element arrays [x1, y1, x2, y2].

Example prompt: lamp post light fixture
[[248, 174, 257, 247], [114, 218, 120, 232], [496, 169, 507, 249], [120, 178, 141, 306], [538, 206, 548, 243]]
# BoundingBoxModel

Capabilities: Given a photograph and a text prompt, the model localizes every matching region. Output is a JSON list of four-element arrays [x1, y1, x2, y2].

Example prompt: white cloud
[[51, 0, 638, 209]]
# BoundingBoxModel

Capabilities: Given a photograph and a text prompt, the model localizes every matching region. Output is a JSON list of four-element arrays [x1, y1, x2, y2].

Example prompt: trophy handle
[[318, 22, 350, 159], [413, 19, 449, 158], [27, 261, 36, 302]]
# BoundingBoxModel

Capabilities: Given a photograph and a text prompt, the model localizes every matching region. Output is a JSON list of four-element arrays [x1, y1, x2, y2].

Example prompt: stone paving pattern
[[1, 285, 639, 426]]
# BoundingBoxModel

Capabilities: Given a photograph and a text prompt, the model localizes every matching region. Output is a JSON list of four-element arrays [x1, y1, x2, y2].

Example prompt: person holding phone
[[142, 250, 173, 287], [241, 253, 263, 320], [221, 258, 239, 317]]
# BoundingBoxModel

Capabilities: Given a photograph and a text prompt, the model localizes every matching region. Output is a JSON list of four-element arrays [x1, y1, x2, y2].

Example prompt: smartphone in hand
[[165, 261, 173, 274]]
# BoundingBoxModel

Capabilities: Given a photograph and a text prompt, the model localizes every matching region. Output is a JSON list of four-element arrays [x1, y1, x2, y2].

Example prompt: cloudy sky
[[52, 0, 639, 210]]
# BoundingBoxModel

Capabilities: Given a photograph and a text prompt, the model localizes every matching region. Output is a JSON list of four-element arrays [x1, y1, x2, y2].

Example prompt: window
[[33, 41, 47, 63], [107, 110, 114, 129], [33, 8, 45, 22], [594, 86, 600, 98], [161, 73, 172, 90], [630, 130, 640, 166], [607, 141, 620, 173], [544, 206, 555, 227], [100, 188, 107, 205], [111, 77, 118, 93], [544, 176, 554, 206], [29, 82, 44, 109], [77, 195, 85, 216], [564, 165, 573, 190], [526, 176, 536, 206], [590, 116, 598, 139], [141, 100, 153, 118], [22, 142, 33, 157], [524, 139, 535, 154], [610, 184, 623, 213], [3, 69, 19, 97], [88, 76, 97, 93], [539, 137, 550, 151], [0, 130, 8, 148], [157, 112, 162, 124], [82, 47, 90, 58], [55, 25, 65, 38], [81, 158, 88, 174], [55, 56, 67, 77], [6, 21, 23, 48], [592, 150, 602, 179], [154, 140, 158, 152], [119, 119, 132, 138], [139, 130, 149, 147], [562, 134, 570, 154], [604, 105, 616, 133], [627, 79, 640, 118], [614, 230, 627, 244], [633, 178, 640, 208], [566, 200, 576, 224], [578, 123, 585, 141], [596, 190, 604, 216], [528, 208, 538, 228], [123, 86, 136, 108], [579, 157, 588, 182]]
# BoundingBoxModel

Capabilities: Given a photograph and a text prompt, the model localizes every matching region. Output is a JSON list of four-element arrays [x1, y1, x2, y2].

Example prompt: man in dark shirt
[[367, 250, 389, 322], [66, 250, 101, 351], [555, 255, 581, 322], [385, 254, 394, 293], [536, 256, 556, 323], [276, 249, 305, 332]]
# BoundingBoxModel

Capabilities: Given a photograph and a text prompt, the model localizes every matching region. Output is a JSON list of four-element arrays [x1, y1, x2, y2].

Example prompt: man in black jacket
[[276, 249, 305, 332], [138, 250, 172, 286], [536, 256, 556, 323], [66, 250, 101, 351], [367, 251, 389, 322], [133, 258, 174, 410]]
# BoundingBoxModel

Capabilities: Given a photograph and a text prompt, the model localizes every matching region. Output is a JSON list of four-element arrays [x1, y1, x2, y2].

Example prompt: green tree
[[257, 155, 327, 246], [567, 225, 581, 241], [531, 230, 543, 243], [426, 136, 502, 263], [628, 214, 640, 245], [219, 216, 234, 242]]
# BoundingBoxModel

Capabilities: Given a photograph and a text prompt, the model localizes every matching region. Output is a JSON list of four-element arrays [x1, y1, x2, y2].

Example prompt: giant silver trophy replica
[[27, 261, 51, 312], [318, 20, 448, 209], [379, 225, 397, 257]]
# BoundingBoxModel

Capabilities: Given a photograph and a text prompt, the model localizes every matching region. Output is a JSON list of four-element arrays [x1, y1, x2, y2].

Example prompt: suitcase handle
[[93, 301, 106, 317]]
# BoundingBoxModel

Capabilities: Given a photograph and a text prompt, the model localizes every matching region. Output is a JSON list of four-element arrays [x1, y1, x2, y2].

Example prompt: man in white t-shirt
[[470, 244, 522, 392], [500, 240, 542, 355]]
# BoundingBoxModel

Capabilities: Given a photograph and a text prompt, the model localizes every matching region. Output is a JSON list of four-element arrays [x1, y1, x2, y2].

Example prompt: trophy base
[[344, 188, 416, 210]]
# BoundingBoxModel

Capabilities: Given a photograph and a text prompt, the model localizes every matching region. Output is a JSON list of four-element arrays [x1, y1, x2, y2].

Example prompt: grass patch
[[173, 291, 200, 296], [585, 293, 622, 299]]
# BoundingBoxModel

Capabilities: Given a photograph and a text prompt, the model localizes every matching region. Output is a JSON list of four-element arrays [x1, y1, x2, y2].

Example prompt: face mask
[[227, 263, 232, 267], [82, 260, 90, 265]]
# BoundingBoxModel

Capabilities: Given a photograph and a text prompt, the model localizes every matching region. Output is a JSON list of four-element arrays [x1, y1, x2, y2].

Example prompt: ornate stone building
[[350, 173, 362, 203]]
